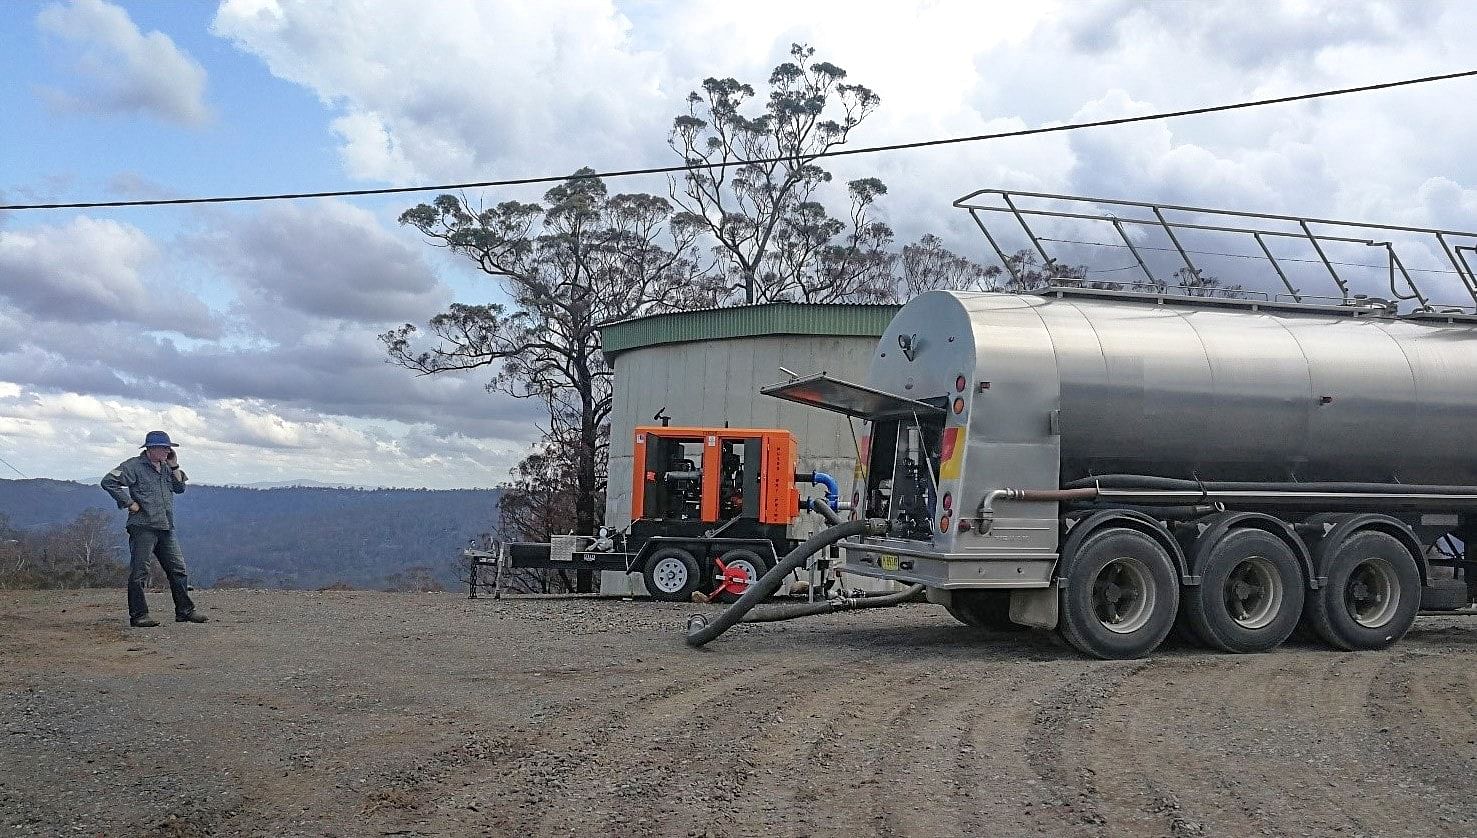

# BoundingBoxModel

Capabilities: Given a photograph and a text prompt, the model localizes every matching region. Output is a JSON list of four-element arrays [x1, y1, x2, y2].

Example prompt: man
[[101, 431, 208, 628]]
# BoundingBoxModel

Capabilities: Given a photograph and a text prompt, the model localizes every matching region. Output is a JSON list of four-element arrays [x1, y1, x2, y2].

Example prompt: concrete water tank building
[[598, 302, 900, 595]]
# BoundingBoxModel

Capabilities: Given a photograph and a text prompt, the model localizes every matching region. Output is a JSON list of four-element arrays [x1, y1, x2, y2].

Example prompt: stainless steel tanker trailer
[[735, 192, 1477, 659]]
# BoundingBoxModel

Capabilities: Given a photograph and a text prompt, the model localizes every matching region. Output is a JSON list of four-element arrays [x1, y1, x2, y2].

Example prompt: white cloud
[[0, 216, 219, 337], [36, 0, 211, 126], [197, 200, 448, 323], [0, 387, 521, 488], [212, 0, 666, 183]]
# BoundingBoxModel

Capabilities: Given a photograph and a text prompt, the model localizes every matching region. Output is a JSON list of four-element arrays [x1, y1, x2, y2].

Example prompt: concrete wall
[[602, 333, 886, 595]]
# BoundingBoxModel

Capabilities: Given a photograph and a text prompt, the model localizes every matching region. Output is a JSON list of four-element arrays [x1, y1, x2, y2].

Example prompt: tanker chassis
[[765, 288, 1477, 659]]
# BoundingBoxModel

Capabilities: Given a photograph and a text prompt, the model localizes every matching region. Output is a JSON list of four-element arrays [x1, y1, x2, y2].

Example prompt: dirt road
[[0, 589, 1473, 837]]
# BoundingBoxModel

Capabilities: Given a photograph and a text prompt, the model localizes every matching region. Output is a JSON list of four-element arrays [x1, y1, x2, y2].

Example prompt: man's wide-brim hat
[[141, 430, 179, 449]]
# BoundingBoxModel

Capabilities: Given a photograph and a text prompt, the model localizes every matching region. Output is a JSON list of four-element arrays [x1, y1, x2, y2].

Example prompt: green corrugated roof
[[599, 302, 901, 363]]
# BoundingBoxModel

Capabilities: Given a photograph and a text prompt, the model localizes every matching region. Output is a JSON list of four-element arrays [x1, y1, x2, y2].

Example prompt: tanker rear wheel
[[1184, 528, 1304, 654], [1058, 527, 1178, 660], [1305, 531, 1420, 651], [944, 590, 1023, 632]]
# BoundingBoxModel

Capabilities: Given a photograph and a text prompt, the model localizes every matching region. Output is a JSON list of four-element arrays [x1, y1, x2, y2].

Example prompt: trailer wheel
[[1305, 531, 1420, 651], [713, 550, 769, 604], [944, 590, 1023, 632], [643, 547, 702, 602], [1184, 528, 1304, 653], [1058, 527, 1178, 660]]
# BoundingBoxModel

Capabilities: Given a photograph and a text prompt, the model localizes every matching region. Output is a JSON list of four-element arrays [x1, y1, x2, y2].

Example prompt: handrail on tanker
[[953, 188, 1477, 311]]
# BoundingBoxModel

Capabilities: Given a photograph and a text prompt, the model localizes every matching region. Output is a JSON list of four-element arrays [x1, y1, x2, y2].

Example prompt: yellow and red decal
[[939, 427, 965, 481]]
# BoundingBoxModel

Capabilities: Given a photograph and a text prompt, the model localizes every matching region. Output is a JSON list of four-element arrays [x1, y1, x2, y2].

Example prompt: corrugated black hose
[[684, 517, 891, 647]]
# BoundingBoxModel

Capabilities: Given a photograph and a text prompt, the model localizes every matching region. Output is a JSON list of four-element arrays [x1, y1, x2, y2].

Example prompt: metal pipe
[[1153, 206, 1201, 280], [737, 584, 926, 624], [982, 476, 1477, 529], [1299, 219, 1348, 300], [1065, 502, 1221, 519], [1096, 489, 1477, 511], [1384, 244, 1427, 306], [1004, 192, 1055, 268], [977, 487, 1098, 533], [685, 518, 890, 647], [1458, 247, 1477, 301], [1063, 475, 1477, 494], [1113, 217, 1156, 284], [969, 208, 1021, 284], [1254, 232, 1300, 301], [1435, 234, 1477, 304]]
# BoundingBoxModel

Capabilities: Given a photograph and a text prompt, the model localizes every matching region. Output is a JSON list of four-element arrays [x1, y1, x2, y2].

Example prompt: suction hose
[[736, 582, 926, 623], [684, 516, 890, 647]]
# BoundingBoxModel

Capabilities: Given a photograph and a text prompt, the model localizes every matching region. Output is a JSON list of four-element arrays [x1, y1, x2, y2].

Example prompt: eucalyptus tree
[[383, 170, 700, 588], [669, 43, 883, 303]]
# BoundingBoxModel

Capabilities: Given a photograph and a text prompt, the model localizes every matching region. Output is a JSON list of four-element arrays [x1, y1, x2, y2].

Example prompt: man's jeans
[[127, 526, 196, 620]]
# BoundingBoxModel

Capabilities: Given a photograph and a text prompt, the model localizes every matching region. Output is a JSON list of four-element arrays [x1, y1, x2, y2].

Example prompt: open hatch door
[[760, 373, 947, 421]]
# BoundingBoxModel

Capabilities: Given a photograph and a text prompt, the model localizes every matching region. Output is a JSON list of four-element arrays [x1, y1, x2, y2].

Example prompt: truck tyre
[[1058, 527, 1179, 660], [1184, 528, 1304, 653], [643, 547, 702, 602], [1305, 531, 1420, 651], [714, 549, 769, 604], [944, 590, 1023, 632]]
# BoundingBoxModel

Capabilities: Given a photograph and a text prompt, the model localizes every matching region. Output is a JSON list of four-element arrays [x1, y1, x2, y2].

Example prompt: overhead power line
[[3, 68, 1475, 212], [0, 453, 27, 479]]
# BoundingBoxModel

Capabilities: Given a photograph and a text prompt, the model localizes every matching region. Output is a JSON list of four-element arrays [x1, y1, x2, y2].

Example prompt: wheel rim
[[1345, 557, 1399, 628], [1092, 557, 1155, 634], [1223, 555, 1283, 630], [726, 560, 762, 586], [651, 556, 690, 593]]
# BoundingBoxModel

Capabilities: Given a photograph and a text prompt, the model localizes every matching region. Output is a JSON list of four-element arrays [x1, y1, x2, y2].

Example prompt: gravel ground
[[0, 588, 1473, 838]]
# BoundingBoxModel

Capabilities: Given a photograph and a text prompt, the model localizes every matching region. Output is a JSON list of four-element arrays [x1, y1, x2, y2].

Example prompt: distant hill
[[239, 479, 367, 489], [0, 478, 501, 590]]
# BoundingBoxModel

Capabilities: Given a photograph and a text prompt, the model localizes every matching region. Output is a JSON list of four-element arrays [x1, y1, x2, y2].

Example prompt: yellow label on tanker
[[939, 427, 964, 480]]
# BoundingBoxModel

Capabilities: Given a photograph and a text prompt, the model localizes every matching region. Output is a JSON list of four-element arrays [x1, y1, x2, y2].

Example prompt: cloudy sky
[[2, 0, 1475, 488]]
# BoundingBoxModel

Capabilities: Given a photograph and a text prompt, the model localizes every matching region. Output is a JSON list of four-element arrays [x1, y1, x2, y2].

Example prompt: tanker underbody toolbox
[[744, 190, 1477, 659]]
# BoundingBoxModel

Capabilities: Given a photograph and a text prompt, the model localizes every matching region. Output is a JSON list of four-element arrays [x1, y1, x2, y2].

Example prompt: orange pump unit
[[632, 426, 800, 526], [469, 423, 840, 603]]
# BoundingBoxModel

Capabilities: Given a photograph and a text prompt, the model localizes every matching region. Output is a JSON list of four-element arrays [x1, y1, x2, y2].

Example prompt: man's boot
[[176, 612, 208, 623], [130, 617, 160, 628]]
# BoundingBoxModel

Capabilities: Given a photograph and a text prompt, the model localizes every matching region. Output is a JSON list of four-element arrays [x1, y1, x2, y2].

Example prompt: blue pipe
[[811, 472, 839, 510]]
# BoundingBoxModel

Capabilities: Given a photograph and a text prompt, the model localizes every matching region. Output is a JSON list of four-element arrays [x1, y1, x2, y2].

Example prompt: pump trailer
[[469, 423, 841, 602]]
